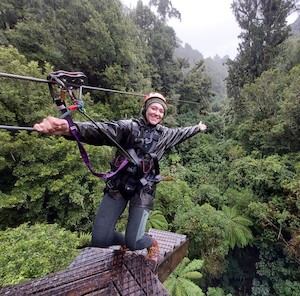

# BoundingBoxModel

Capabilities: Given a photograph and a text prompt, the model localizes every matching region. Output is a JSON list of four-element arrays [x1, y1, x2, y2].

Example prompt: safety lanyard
[[47, 70, 135, 179]]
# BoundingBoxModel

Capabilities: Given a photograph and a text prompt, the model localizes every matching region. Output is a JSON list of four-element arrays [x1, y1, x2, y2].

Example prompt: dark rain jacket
[[74, 117, 201, 209]]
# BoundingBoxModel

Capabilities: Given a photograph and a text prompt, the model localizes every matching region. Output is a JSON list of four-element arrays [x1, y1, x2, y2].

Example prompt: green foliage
[[223, 187, 254, 210], [273, 280, 300, 296], [248, 196, 300, 262], [0, 45, 54, 126], [0, 128, 109, 232], [239, 69, 285, 120], [193, 184, 224, 208], [164, 257, 205, 296], [279, 64, 300, 151], [220, 205, 253, 249], [77, 231, 92, 248], [155, 179, 193, 223], [174, 204, 229, 278], [250, 242, 300, 295], [206, 287, 233, 296], [178, 134, 234, 203], [276, 35, 300, 70], [178, 60, 213, 115], [149, 0, 181, 23], [205, 55, 229, 100], [227, 153, 294, 197], [1, 0, 150, 113], [131, 1, 183, 95], [203, 112, 225, 138], [226, 7, 300, 156], [0, 0, 300, 293], [0, 223, 80, 287], [230, 66, 300, 154], [251, 278, 270, 296], [0, 45, 113, 233], [146, 210, 168, 231], [227, 0, 295, 103]]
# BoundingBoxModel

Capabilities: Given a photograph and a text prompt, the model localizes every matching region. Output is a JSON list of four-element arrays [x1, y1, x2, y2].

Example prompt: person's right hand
[[33, 116, 70, 135]]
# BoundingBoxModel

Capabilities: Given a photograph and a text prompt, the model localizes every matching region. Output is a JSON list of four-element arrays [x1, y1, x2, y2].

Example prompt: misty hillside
[[174, 43, 229, 100], [175, 15, 300, 102]]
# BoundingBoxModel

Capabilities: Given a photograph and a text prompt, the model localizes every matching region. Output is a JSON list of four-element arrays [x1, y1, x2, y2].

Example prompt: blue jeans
[[91, 192, 153, 250]]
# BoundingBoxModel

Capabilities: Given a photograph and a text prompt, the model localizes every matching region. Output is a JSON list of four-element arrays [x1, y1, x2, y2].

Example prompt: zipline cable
[[0, 72, 145, 97], [0, 72, 202, 105]]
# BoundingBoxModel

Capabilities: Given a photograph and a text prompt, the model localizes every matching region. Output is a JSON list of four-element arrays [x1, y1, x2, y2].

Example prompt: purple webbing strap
[[63, 114, 128, 179]]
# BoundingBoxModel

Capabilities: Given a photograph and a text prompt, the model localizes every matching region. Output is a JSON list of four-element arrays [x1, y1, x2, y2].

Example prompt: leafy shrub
[[0, 223, 80, 287]]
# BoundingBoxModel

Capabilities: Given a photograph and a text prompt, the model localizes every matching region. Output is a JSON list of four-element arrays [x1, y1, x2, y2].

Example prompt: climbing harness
[[105, 118, 163, 201]]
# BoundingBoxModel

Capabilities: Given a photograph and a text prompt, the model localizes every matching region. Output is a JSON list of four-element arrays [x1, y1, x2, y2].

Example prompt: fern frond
[[164, 277, 177, 295], [178, 278, 205, 296], [175, 280, 188, 296], [183, 271, 203, 280], [182, 259, 203, 274], [174, 257, 190, 275], [146, 210, 168, 231], [232, 216, 253, 226]]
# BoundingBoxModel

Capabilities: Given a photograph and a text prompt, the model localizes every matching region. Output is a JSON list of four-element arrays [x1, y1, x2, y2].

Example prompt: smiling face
[[145, 102, 165, 125]]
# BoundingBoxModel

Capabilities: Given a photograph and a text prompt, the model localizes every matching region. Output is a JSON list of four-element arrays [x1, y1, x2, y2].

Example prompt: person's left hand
[[199, 121, 207, 131]]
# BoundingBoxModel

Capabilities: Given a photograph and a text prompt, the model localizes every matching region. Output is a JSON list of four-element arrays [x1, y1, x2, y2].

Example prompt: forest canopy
[[0, 0, 299, 295]]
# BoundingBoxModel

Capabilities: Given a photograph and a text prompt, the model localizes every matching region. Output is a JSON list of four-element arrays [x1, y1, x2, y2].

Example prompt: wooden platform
[[0, 229, 188, 295]]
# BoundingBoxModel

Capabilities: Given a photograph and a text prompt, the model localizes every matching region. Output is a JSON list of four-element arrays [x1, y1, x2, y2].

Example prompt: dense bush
[[0, 223, 80, 287]]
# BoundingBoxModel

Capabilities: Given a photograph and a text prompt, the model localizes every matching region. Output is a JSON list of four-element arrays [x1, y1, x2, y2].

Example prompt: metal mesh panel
[[111, 251, 168, 295]]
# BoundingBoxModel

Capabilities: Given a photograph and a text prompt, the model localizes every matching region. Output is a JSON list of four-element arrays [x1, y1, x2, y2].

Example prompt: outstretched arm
[[157, 121, 207, 156], [33, 116, 71, 136]]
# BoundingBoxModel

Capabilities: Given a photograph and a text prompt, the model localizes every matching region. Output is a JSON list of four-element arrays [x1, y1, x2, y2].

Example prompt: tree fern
[[164, 257, 204, 296], [220, 205, 253, 249], [184, 271, 203, 280], [177, 278, 205, 296], [181, 258, 203, 274], [164, 277, 177, 295], [146, 210, 168, 231]]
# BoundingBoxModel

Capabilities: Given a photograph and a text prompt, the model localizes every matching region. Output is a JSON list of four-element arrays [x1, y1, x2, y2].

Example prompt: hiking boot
[[145, 240, 160, 262]]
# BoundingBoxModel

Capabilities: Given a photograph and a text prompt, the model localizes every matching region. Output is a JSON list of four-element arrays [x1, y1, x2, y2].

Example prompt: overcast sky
[[168, 0, 241, 59], [123, 0, 299, 59], [123, 0, 241, 59]]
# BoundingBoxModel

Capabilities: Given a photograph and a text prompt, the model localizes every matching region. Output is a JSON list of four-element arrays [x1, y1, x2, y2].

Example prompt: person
[[34, 92, 207, 262]]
